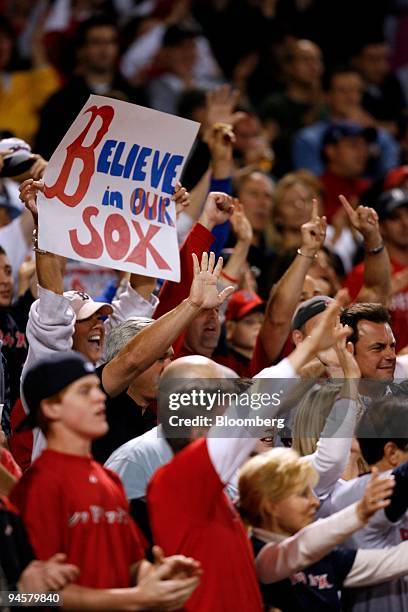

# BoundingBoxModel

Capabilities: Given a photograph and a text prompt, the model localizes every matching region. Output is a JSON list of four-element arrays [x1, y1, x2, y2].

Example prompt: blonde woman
[[238, 447, 408, 612]]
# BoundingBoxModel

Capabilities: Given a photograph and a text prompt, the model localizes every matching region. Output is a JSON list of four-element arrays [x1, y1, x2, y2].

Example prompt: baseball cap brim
[[75, 301, 113, 321], [236, 301, 265, 320]]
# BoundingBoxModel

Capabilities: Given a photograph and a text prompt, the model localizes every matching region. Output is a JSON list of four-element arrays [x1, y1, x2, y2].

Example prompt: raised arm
[[253, 200, 327, 366], [219, 202, 252, 285], [257, 470, 394, 584], [154, 192, 234, 318], [208, 290, 352, 485], [343, 541, 408, 588], [339, 194, 391, 304], [306, 332, 361, 500], [102, 252, 235, 397]]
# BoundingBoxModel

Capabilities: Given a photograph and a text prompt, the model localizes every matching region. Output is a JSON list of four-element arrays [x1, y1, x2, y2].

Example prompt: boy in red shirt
[[11, 352, 201, 610]]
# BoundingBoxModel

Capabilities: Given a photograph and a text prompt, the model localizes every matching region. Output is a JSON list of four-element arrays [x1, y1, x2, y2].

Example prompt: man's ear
[[292, 330, 303, 346], [40, 399, 61, 422], [383, 441, 401, 467], [346, 341, 355, 355]]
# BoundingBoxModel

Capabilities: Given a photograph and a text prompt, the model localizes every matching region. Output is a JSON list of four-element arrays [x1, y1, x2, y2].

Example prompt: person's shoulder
[[97, 462, 125, 487], [295, 120, 328, 140], [41, 77, 89, 108], [10, 453, 61, 502], [105, 427, 171, 477], [149, 439, 208, 489]]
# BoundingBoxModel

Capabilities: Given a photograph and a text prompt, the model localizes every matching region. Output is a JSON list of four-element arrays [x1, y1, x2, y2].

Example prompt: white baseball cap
[[64, 290, 113, 321]]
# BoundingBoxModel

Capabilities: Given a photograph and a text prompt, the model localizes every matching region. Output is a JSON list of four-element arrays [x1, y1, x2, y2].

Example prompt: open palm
[[189, 252, 234, 310]]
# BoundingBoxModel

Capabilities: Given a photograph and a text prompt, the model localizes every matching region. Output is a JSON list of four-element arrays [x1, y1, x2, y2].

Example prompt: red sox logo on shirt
[[68, 505, 129, 527], [291, 572, 334, 589]]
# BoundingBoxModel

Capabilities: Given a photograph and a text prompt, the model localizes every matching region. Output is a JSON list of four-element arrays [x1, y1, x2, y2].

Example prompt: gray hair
[[104, 317, 154, 362]]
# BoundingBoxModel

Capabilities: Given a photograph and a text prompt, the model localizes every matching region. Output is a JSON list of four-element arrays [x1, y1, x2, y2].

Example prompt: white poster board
[[38, 95, 200, 281]]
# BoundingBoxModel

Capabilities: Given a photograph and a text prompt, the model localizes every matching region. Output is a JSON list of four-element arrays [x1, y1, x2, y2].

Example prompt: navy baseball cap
[[322, 122, 376, 147], [18, 352, 96, 431], [291, 296, 334, 331], [375, 188, 408, 222]]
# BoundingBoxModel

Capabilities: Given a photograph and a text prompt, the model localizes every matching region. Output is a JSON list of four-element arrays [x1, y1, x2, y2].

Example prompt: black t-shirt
[[0, 497, 34, 589], [252, 535, 356, 612], [92, 364, 157, 464], [0, 289, 33, 406]]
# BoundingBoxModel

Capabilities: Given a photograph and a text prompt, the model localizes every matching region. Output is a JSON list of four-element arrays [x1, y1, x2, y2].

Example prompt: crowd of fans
[[0, 0, 407, 610]]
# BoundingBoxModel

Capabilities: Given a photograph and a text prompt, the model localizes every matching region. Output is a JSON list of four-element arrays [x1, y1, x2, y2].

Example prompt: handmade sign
[[38, 95, 200, 281]]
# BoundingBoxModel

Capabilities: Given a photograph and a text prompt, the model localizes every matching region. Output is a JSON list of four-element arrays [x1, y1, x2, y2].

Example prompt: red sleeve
[[10, 470, 66, 560], [148, 439, 223, 521], [153, 223, 215, 319], [343, 263, 365, 301], [249, 335, 270, 377]]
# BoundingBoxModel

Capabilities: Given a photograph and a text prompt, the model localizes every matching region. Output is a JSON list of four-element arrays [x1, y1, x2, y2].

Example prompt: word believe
[[97, 140, 183, 195], [44, 104, 177, 271]]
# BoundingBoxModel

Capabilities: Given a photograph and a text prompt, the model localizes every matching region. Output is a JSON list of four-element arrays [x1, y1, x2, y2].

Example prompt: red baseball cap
[[383, 166, 408, 191], [225, 290, 264, 321]]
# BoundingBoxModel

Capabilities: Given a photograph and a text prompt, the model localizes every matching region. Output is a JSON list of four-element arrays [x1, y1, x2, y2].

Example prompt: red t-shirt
[[344, 259, 408, 352], [10, 449, 145, 588], [215, 348, 251, 377], [147, 439, 263, 612]]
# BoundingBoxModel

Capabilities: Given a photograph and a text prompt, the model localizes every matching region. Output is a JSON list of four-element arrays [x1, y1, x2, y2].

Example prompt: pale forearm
[[211, 158, 232, 180], [103, 299, 200, 396], [62, 584, 147, 611], [257, 503, 365, 584], [36, 252, 64, 295], [259, 253, 312, 362], [129, 274, 156, 301], [357, 241, 391, 304], [222, 240, 250, 281], [184, 170, 211, 222]]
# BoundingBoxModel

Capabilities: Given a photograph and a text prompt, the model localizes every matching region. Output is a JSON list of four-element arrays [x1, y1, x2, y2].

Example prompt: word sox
[[44, 104, 183, 270]]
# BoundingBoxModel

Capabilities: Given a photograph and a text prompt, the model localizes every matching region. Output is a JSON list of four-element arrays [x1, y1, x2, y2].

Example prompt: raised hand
[[206, 122, 235, 165], [334, 321, 361, 379], [205, 84, 239, 130], [199, 192, 235, 231], [172, 181, 190, 218], [188, 252, 234, 310], [300, 198, 327, 256], [339, 194, 381, 249], [29, 154, 48, 180], [19, 178, 44, 223], [357, 467, 395, 522], [308, 289, 351, 354], [230, 201, 253, 244]]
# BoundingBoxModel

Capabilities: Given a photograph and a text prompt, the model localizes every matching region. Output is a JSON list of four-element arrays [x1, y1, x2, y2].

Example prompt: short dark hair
[[357, 396, 408, 464], [177, 88, 206, 120], [322, 65, 360, 92], [75, 15, 117, 49], [0, 246, 6, 256], [340, 303, 391, 346]]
